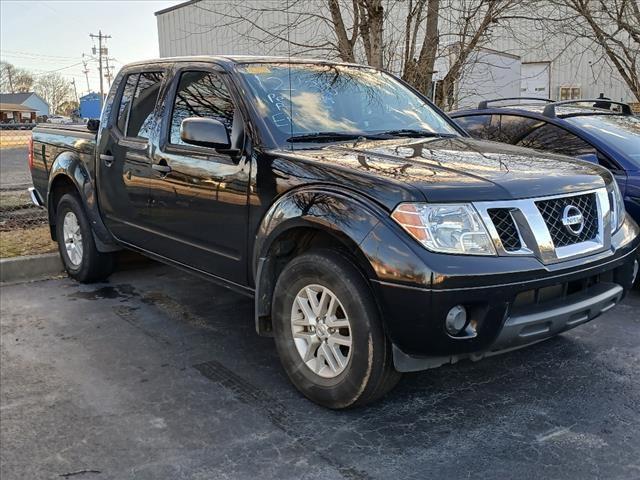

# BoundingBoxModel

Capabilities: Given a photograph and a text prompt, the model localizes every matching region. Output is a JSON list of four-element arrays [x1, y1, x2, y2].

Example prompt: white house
[[155, 0, 636, 109], [0, 92, 50, 117]]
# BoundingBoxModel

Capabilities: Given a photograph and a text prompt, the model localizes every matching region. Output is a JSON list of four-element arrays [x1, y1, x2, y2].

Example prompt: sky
[[0, 0, 181, 96]]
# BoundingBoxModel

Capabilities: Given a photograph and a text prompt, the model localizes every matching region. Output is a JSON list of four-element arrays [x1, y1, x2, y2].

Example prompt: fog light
[[633, 260, 639, 284], [445, 305, 468, 335]]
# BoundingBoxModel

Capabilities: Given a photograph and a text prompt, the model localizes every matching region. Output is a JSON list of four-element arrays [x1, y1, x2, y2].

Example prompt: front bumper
[[493, 281, 622, 349], [392, 281, 625, 372], [365, 217, 640, 372]]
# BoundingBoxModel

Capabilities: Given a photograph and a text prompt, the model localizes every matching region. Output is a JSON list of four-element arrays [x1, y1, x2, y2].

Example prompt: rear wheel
[[272, 249, 401, 409], [55, 193, 114, 283]]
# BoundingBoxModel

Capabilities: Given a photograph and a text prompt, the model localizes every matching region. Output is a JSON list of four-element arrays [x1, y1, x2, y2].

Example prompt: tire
[[55, 193, 114, 283], [272, 249, 401, 409]]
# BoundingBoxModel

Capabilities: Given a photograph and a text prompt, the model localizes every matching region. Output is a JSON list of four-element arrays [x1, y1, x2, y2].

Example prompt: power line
[[1, 49, 78, 60], [31, 61, 85, 75]]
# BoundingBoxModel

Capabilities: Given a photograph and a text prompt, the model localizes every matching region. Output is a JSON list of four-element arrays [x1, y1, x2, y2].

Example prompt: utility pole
[[71, 79, 79, 103], [89, 30, 111, 107], [6, 65, 14, 93], [81, 56, 91, 93], [104, 56, 115, 88]]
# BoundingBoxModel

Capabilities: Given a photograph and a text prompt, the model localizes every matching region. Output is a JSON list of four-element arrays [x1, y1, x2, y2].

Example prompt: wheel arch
[[252, 186, 387, 336], [47, 151, 119, 252]]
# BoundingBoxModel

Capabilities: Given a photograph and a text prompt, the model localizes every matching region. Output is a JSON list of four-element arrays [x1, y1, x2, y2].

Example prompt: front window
[[236, 63, 457, 147], [169, 71, 235, 146], [565, 115, 640, 166]]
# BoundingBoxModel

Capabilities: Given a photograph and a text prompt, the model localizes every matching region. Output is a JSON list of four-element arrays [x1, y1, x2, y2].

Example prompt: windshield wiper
[[286, 132, 366, 143], [286, 130, 456, 143], [380, 129, 456, 138]]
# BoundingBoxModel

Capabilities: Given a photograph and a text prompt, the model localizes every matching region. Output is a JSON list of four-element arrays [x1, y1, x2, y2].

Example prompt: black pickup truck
[[29, 56, 639, 408]]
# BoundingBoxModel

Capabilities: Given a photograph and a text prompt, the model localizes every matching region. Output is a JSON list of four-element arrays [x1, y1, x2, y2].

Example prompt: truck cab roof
[[122, 55, 371, 71]]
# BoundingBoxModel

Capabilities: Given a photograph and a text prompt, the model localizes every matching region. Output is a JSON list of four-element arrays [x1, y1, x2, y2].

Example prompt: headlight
[[610, 181, 625, 233], [391, 203, 496, 255]]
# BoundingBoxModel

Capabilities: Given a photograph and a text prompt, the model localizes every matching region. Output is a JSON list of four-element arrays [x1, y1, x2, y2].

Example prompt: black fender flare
[[252, 185, 422, 334], [47, 151, 119, 252]]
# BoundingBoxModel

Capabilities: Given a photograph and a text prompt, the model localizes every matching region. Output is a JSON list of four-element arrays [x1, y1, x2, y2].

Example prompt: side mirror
[[576, 153, 599, 164], [87, 119, 100, 132], [180, 117, 230, 149]]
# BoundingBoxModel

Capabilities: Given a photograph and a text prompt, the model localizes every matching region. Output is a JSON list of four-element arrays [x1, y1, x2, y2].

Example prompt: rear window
[[517, 123, 597, 157], [117, 74, 138, 133], [128, 72, 164, 139], [115, 71, 164, 139]]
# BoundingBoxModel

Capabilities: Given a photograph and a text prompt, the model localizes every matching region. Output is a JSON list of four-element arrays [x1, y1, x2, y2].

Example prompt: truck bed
[[33, 123, 97, 140], [30, 124, 97, 205]]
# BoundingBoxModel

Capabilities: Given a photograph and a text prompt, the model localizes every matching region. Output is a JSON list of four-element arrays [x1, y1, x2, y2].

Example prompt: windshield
[[565, 114, 640, 167], [236, 63, 458, 147]]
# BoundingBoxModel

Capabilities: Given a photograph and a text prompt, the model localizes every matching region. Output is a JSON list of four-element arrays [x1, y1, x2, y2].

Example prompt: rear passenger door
[[97, 70, 166, 245]]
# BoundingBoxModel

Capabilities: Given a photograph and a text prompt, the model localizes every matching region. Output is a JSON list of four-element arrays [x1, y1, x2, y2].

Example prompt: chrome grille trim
[[535, 193, 598, 246], [474, 188, 611, 265], [487, 209, 522, 251]]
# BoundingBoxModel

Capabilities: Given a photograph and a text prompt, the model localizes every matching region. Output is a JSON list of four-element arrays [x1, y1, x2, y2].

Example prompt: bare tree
[[190, 1, 388, 66], [34, 73, 73, 115], [57, 100, 80, 117], [0, 62, 35, 93], [544, 0, 640, 101], [434, 0, 522, 109], [399, 0, 440, 96], [179, 0, 533, 108], [358, 0, 385, 68]]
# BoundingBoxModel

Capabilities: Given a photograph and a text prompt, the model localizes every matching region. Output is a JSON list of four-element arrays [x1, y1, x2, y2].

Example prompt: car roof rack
[[477, 97, 554, 109], [542, 99, 632, 118]]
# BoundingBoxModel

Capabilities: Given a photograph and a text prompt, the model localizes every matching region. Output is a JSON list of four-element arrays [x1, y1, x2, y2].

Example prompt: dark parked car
[[28, 58, 639, 408], [451, 98, 640, 225]]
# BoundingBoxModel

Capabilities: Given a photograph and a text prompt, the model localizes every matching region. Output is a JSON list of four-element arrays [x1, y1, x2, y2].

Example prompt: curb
[[0, 252, 64, 284]]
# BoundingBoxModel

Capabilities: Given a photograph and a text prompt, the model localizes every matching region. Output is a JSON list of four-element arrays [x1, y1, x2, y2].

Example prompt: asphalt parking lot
[[1, 262, 639, 480]]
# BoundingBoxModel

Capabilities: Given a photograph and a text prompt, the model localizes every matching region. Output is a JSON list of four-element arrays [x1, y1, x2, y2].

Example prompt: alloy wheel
[[290, 284, 352, 378], [62, 211, 83, 267]]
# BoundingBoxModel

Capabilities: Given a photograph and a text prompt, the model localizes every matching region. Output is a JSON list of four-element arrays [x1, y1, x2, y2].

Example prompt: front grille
[[536, 193, 598, 247], [488, 208, 521, 251]]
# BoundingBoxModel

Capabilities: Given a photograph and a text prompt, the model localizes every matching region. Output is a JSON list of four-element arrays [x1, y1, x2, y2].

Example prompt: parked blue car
[[450, 98, 640, 225]]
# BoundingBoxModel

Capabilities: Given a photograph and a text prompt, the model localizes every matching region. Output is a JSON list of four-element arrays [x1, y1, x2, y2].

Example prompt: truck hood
[[275, 136, 609, 202]]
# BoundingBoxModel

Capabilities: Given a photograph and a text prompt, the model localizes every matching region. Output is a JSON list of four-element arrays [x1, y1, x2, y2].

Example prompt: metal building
[[155, 0, 635, 109], [79, 93, 102, 120]]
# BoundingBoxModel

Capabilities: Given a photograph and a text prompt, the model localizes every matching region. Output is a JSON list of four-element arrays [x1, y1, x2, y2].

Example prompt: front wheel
[[55, 193, 114, 283], [272, 250, 401, 409]]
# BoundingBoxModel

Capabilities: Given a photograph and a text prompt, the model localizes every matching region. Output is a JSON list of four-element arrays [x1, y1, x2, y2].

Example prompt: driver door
[[144, 68, 251, 285]]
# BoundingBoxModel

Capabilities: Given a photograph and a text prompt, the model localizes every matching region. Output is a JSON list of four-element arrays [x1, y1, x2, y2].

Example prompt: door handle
[[152, 163, 172, 174], [100, 154, 114, 167]]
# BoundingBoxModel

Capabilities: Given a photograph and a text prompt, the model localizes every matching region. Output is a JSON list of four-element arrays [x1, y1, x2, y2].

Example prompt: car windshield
[[236, 63, 458, 147], [565, 114, 640, 167]]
